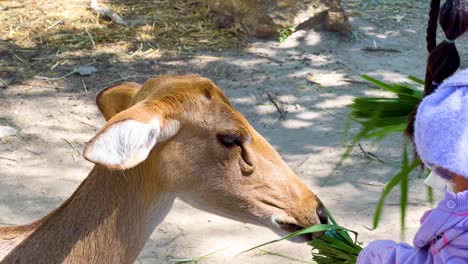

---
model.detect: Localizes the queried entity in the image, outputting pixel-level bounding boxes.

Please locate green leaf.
[361,75,399,93]
[239,224,357,254]
[372,170,402,229]
[427,186,434,206]
[371,141,421,230]
[408,75,425,85]
[400,140,409,230]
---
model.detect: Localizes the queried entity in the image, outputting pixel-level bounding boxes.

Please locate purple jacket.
[357,191,468,264]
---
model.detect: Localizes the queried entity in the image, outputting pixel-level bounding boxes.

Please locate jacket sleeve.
[357,191,468,264]
[356,209,434,264]
[356,240,428,264]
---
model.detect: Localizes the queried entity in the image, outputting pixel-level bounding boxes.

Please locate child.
[357,0,468,263]
[357,68,468,263]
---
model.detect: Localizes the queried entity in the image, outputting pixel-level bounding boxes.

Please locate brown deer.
[0,75,327,264]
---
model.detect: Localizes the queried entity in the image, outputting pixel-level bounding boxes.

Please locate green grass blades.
[242,209,363,264]
[310,209,362,264]
[344,75,427,230]
[239,223,356,254]
[371,140,421,230]
[310,236,361,264]
[336,74,423,165]
[349,75,423,138]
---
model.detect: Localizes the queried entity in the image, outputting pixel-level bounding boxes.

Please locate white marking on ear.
[84,118,160,169]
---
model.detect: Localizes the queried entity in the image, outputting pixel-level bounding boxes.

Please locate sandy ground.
[1,6,468,264]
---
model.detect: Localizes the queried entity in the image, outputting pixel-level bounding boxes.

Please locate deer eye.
[217,134,242,148]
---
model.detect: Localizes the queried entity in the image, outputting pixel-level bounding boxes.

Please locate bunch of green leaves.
[309,208,363,264]
[347,75,423,141]
[343,75,430,229]
[242,208,362,263]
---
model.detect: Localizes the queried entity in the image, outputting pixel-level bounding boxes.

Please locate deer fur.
[0,75,326,264]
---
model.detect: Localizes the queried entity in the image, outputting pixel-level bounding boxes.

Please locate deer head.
[83,75,327,239]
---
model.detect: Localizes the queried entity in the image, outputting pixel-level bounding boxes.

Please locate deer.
[0,75,327,264]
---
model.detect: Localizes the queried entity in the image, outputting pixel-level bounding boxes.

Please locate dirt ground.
[1,1,468,263]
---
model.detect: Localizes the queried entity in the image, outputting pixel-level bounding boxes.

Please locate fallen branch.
[266,92,286,121]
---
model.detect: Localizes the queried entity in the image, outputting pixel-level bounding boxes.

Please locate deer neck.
[1,165,175,264]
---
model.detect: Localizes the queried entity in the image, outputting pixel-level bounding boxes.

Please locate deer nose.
[316,200,328,224]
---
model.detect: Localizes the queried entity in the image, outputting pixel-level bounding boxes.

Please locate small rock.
[324,9,351,36]
[76,66,98,76]
[0,126,17,138]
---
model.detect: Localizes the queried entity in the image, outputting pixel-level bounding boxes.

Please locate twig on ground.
[25,148,40,156]
[0,156,16,162]
[36,62,96,81]
[356,180,384,187]
[82,80,88,93]
[85,28,96,48]
[361,47,401,53]
[358,143,385,164]
[35,68,77,81]
[47,19,65,30]
[266,92,286,120]
[251,53,284,64]
[310,106,344,120]
[62,138,80,156]
[158,232,183,247]
[10,52,26,64]
[78,120,98,130]
[294,155,312,171]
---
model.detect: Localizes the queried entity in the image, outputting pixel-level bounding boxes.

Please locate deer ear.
[96,82,141,121]
[83,104,179,170]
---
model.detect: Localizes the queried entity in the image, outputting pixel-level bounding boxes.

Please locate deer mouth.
[277,222,303,233]
[273,219,318,242]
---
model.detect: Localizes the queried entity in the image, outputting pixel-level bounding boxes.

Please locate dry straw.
[0,0,243,52]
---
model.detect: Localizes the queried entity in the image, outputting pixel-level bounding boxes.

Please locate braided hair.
[406,0,468,138]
